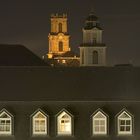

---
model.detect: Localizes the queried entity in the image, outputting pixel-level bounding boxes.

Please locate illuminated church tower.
[43,13,79,67]
[48,13,70,58]
[80,12,107,66]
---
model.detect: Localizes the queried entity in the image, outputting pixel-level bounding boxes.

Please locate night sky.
[0,0,140,66]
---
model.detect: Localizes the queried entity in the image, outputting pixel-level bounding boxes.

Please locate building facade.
[80,13,107,66]
[0,65,138,140]
[0,100,138,140]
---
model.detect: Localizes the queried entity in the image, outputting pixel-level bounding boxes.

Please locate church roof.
[59,51,79,57]
[84,13,102,30]
[0,44,46,66]
[51,51,79,58]
[0,66,139,101]
[86,13,98,21]
[84,25,103,30]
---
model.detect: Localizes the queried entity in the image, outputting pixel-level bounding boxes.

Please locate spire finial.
[89,0,95,15]
[91,6,94,14]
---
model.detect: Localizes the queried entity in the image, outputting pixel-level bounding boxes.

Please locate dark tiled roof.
[0,44,46,66]
[0,66,139,101]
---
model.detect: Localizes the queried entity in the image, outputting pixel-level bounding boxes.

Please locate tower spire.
[90,6,94,14]
[80,12,107,67]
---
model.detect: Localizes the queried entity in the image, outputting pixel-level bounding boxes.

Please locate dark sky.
[0,0,140,66]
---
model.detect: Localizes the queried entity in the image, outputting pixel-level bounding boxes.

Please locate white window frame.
[117,111,132,135]
[0,111,12,135]
[57,111,72,135]
[92,111,107,135]
[32,111,47,135]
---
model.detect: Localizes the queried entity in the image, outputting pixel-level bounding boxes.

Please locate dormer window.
[31,109,48,136]
[117,110,133,135]
[0,109,13,135]
[92,110,108,135]
[57,109,73,135]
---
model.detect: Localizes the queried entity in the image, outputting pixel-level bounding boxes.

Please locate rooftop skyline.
[0,0,140,66]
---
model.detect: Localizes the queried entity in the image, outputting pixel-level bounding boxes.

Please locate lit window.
[59,23,62,32]
[57,110,72,135]
[32,110,48,135]
[62,60,66,64]
[58,42,63,52]
[92,110,107,135]
[117,110,133,135]
[0,109,12,135]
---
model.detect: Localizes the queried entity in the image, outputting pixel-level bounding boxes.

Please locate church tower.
[80,12,107,66]
[48,13,70,58]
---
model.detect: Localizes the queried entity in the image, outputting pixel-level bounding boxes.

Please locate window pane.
[100,126,105,132]
[40,120,45,125]
[94,126,99,132]
[34,119,46,132]
[120,126,125,131]
[6,125,10,131]
[60,119,71,132]
[6,120,10,124]
[65,125,71,131]
[35,126,39,132]
[0,120,5,124]
[100,120,105,125]
[65,120,70,123]
[126,120,130,125]
[126,126,130,131]
[40,125,45,131]
[94,120,99,125]
[120,120,125,125]
[35,120,39,125]
[61,120,64,123]
[60,125,65,131]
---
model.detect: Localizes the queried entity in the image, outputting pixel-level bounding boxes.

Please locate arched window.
[92,110,107,135]
[59,42,63,52]
[57,110,72,135]
[0,109,13,135]
[32,110,48,135]
[93,51,98,64]
[117,110,133,135]
[59,23,62,32]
